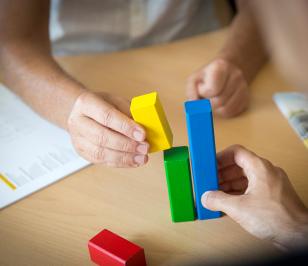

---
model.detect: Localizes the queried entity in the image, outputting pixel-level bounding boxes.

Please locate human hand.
[201,145,308,250]
[67,91,149,167]
[186,59,249,118]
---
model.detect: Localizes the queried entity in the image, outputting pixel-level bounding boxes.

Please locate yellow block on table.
[130,92,173,153]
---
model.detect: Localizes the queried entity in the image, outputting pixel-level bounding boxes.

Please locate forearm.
[0,0,85,129]
[0,39,85,129]
[218,2,268,83]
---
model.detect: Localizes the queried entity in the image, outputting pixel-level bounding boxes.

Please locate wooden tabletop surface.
[1,29,307,266]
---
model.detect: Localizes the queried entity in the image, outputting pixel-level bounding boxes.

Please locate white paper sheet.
[273,92,308,149]
[0,84,90,209]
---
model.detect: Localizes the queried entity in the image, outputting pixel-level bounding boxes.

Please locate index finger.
[218,144,262,182]
[217,144,258,170]
[217,145,237,170]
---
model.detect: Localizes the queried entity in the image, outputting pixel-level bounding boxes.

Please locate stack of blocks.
[130,91,221,222]
[88,92,221,265]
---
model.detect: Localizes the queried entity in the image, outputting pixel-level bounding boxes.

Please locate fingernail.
[134,155,146,165]
[201,192,211,208]
[133,130,144,141]
[136,143,149,154]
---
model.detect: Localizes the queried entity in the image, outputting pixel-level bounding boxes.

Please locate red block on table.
[88,229,147,266]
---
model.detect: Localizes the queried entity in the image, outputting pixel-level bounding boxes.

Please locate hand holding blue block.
[185,99,221,220]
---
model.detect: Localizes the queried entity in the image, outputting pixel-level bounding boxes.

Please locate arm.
[217,0,267,84]
[187,0,268,118]
[0,0,149,167]
[0,0,84,128]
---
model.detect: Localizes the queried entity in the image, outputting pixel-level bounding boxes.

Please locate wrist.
[216,47,265,84]
[275,210,308,251]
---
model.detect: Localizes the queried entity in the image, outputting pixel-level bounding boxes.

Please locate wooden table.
[1,29,307,266]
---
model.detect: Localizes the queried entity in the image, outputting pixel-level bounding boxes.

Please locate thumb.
[201,191,239,216]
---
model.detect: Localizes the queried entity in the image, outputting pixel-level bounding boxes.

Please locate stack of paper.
[0,84,90,209]
[273,92,308,149]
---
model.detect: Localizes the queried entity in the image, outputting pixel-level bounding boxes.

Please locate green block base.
[164,146,196,223]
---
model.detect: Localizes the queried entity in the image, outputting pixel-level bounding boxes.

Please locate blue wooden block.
[184,99,221,220]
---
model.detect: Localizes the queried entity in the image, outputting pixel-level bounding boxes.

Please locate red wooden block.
[88,229,147,266]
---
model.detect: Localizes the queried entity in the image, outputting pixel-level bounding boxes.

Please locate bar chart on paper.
[0,84,90,209]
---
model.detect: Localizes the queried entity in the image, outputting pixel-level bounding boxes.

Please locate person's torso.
[49,0,231,55]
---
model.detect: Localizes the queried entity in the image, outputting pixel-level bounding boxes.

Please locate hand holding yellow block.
[130,92,173,153]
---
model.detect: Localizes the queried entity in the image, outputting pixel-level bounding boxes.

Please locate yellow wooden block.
[130,92,173,153]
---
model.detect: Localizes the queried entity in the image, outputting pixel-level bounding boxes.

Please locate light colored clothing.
[49,0,230,55]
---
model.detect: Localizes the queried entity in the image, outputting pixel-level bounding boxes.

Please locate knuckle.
[120,119,131,134]
[257,158,274,174]
[214,58,229,70]
[261,158,273,169]
[233,69,248,87]
[232,144,245,151]
[275,167,287,178]
[233,68,243,80]
[92,148,105,163]
[75,92,88,108]
[121,140,134,152]
[97,130,108,147]
[121,153,132,166]
[103,108,114,127]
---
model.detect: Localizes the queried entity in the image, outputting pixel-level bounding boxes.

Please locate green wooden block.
[164,146,196,222]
